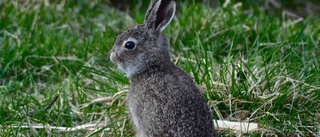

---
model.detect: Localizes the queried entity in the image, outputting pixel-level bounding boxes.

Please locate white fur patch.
[117,54,144,77]
[109,52,116,63]
[120,62,140,77]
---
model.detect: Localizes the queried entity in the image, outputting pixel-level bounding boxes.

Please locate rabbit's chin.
[121,63,144,77]
[116,63,139,77]
[112,60,141,77]
[110,52,145,77]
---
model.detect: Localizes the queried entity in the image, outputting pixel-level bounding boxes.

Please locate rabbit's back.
[128,64,215,137]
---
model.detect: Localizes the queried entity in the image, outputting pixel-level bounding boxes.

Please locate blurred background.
[107,0,320,17]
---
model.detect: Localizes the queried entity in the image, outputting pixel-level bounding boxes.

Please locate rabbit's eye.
[125,41,136,49]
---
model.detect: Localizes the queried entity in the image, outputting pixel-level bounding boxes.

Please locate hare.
[109,0,216,136]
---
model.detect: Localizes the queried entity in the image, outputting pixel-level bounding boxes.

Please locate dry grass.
[0,0,319,136]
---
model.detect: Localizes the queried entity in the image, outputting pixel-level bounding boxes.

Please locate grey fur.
[110,0,216,136]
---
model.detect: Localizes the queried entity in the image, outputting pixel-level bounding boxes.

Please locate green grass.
[1,0,319,136]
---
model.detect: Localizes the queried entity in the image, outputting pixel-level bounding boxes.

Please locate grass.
[0,0,319,136]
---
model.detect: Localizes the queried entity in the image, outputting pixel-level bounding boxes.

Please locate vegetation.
[0,0,319,136]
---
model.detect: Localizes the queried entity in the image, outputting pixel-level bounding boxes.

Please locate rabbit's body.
[129,63,214,137]
[110,0,216,136]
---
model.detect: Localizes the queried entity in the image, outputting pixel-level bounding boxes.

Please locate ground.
[0,0,319,136]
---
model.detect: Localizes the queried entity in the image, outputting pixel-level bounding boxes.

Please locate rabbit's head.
[110,0,176,77]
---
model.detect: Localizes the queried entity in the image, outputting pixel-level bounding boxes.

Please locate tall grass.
[0,0,319,136]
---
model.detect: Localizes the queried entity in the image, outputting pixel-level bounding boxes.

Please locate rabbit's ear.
[144,0,176,32]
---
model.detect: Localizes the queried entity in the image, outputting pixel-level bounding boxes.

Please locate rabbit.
[109,0,216,136]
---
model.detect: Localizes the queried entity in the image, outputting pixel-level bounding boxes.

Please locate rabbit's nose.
[109,52,118,63]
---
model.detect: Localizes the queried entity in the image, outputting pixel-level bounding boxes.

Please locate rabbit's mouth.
[110,52,125,71]
[110,52,120,63]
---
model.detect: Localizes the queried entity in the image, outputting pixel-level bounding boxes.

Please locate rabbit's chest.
[127,90,152,136]
[127,85,165,118]
[128,99,140,127]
